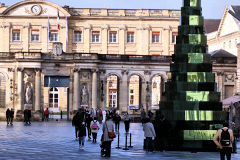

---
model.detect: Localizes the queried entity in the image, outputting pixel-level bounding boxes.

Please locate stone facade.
[0,0,236,120]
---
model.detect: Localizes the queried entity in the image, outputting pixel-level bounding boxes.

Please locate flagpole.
[65,16,68,52]
[47,15,50,53]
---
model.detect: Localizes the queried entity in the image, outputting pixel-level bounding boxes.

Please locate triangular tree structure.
[160,0,227,151]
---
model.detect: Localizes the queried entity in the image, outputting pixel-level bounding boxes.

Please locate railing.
[69,8,180,17]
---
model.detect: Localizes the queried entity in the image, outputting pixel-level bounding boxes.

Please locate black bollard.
[116,133,121,149]
[61,110,63,119]
[128,133,133,148]
[123,133,129,150]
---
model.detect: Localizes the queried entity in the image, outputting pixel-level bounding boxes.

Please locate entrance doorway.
[44,76,70,119]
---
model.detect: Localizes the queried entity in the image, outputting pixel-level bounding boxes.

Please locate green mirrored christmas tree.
[159,0,228,151]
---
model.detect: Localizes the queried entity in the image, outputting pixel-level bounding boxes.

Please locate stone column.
[236,44,240,93]
[22,23,30,52]
[0,22,10,52]
[84,24,91,53]
[16,68,24,111]
[41,25,48,53]
[119,25,126,55]
[34,68,41,111]
[73,68,80,112]
[119,70,128,112]
[217,71,224,100]
[163,27,170,55]
[91,70,98,109]
[101,25,109,54]
[136,26,143,55]
[142,25,150,55]
[142,71,151,111]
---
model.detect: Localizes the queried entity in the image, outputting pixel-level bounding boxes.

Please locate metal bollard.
[123,133,129,150]
[116,133,121,149]
[128,133,133,148]
[61,110,63,119]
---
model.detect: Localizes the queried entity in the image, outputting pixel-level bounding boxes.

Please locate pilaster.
[16,67,24,111]
[91,70,98,109]
[119,70,128,112]
[34,68,41,111]
[73,68,80,111]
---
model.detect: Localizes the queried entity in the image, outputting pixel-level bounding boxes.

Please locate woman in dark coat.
[78,122,86,150]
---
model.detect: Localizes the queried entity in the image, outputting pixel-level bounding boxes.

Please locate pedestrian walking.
[154,114,171,151]
[72,112,81,140]
[101,115,115,157]
[24,108,28,124]
[143,117,156,152]
[78,121,87,150]
[44,108,49,121]
[213,122,234,160]
[6,108,10,125]
[113,113,121,133]
[27,109,31,124]
[9,109,14,125]
[123,113,131,133]
[86,113,93,140]
[98,108,103,123]
[90,117,100,143]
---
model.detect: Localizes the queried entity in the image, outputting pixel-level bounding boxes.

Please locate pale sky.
[1,0,240,19]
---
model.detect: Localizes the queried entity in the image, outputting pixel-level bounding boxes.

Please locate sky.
[1,0,240,19]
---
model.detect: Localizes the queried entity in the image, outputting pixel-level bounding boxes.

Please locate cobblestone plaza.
[0,121,239,160]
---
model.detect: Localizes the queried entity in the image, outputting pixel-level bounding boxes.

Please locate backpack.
[220,129,231,146]
[91,121,98,130]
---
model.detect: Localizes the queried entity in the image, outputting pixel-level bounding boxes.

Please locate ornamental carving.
[225,74,234,82]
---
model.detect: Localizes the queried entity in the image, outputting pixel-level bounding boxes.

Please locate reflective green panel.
[184,130,216,140]
[185,110,213,121]
[189,34,205,44]
[186,91,209,101]
[189,15,203,25]
[187,72,206,82]
[190,0,201,7]
[188,53,203,63]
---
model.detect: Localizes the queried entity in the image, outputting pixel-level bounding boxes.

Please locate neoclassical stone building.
[0,0,180,119]
[0,0,236,120]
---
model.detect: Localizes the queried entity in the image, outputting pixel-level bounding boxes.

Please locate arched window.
[0,73,6,108]
[49,87,59,109]
[151,75,161,108]
[106,75,118,109]
[129,75,140,109]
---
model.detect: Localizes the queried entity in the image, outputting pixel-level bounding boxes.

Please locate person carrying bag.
[101,115,115,157]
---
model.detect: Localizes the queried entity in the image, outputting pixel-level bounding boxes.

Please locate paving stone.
[0,121,239,160]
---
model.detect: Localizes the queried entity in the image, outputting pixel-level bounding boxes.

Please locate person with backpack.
[90,117,100,143]
[213,122,234,160]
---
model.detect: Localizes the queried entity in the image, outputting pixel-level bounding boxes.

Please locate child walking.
[90,117,100,143]
[78,121,87,150]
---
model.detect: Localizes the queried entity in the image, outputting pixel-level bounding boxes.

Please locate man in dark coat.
[154,113,171,151]
[24,109,28,124]
[9,109,14,125]
[27,109,31,124]
[6,108,10,125]
[113,113,121,133]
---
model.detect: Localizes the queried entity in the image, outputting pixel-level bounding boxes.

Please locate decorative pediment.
[217,6,240,37]
[2,0,70,17]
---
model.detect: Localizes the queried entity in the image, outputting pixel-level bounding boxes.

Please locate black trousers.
[220,147,232,160]
[102,141,112,157]
[92,133,97,143]
[87,127,91,138]
[115,122,120,132]
[75,126,78,138]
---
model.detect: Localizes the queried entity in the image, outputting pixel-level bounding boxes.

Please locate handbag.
[105,122,116,139]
